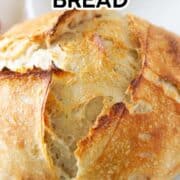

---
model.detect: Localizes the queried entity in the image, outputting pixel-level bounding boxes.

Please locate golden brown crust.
[0,68,51,79]
[2,10,99,43]
[0,10,102,72]
[75,14,180,179]
[128,15,180,88]
[76,76,180,179]
[76,103,126,158]
[3,10,68,41]
[0,70,55,179]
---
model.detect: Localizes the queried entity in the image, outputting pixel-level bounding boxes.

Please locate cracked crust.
[3,10,99,43]
[128,15,180,88]
[75,14,180,179]
[76,76,180,180]
[0,10,102,71]
[0,10,179,179]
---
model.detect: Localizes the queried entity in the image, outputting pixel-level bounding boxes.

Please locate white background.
[0,0,179,34]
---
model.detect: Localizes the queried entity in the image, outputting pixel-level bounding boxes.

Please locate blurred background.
[0,0,179,33]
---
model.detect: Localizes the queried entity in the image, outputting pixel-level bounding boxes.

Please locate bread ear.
[2,10,101,44]
[0,10,101,71]
[76,75,180,179]
[0,70,54,179]
[128,15,180,88]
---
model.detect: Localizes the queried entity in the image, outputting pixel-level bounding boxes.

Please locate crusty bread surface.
[0,10,179,180]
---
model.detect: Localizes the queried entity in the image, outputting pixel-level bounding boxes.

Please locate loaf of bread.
[0,10,179,179]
